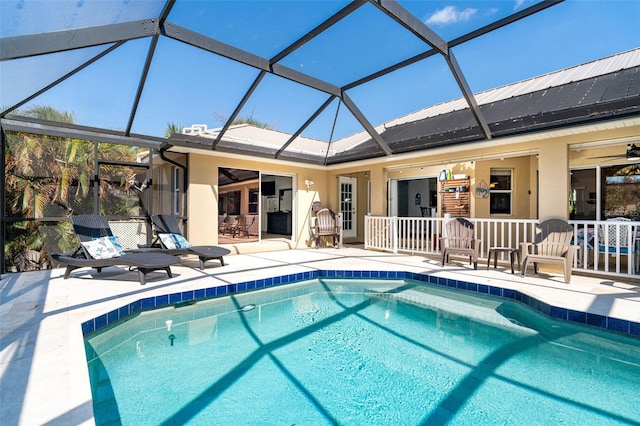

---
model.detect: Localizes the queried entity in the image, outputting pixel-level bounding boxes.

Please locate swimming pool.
[85,278,640,425]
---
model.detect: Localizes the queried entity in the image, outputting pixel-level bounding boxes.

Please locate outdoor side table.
[487,247,520,274]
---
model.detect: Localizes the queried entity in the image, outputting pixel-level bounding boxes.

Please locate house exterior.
[1,0,638,276]
[168,49,640,249]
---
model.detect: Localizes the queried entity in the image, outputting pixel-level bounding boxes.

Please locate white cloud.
[426,6,477,25]
[514,0,526,10]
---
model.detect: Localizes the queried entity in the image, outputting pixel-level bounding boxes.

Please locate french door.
[339,176,357,238]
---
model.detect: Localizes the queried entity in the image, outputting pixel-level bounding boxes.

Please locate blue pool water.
[85,278,640,425]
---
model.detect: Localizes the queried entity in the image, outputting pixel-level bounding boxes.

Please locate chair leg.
[64,265,77,279]
[138,270,147,285]
[564,260,571,283]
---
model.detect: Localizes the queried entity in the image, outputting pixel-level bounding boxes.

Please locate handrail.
[364,216,639,279]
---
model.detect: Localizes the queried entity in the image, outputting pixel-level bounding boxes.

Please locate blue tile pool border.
[81,270,640,338]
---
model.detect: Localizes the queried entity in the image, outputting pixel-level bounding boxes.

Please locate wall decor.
[476,180,490,199]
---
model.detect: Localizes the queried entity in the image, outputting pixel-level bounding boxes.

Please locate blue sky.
[1,0,639,142]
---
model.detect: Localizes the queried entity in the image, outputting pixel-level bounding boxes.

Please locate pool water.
[85,279,640,425]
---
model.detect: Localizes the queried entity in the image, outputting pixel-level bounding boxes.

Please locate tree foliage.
[4,105,143,270]
[213,111,273,129]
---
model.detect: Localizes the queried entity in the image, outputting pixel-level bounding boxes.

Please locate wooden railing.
[365,216,640,279]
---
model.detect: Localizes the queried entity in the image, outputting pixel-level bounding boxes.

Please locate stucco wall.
[187,153,329,247]
[181,119,640,246]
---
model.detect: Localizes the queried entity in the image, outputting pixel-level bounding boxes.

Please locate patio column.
[370,167,386,216]
[538,143,570,220]
[188,155,218,245]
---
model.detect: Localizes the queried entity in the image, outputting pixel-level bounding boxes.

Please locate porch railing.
[364,216,640,279]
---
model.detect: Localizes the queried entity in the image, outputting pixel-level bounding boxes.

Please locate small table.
[487,247,520,274]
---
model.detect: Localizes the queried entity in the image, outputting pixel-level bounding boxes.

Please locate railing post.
[392,216,398,254]
[364,214,369,249]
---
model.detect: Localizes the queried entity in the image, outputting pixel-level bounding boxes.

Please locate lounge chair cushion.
[159,233,193,250]
[81,236,124,259]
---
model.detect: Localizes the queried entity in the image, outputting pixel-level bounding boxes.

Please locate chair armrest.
[565,245,575,261]
[520,242,533,254]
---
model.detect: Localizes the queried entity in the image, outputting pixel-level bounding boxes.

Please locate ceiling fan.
[588,143,640,160]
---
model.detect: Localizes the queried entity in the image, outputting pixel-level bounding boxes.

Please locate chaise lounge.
[51,214,179,285]
[142,215,231,269]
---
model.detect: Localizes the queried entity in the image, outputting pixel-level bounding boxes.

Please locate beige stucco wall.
[185,153,329,246]
[186,154,219,245]
[179,119,640,246]
[473,156,533,219]
[538,142,570,220]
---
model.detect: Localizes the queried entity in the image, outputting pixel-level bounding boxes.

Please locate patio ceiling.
[1,0,638,166]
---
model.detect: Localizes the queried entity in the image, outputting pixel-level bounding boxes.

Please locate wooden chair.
[313,208,340,248]
[439,218,480,269]
[521,219,574,283]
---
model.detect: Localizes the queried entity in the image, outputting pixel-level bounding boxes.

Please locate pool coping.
[81,270,640,338]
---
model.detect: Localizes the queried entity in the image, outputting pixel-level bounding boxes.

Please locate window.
[218,191,240,215]
[248,189,259,214]
[490,169,512,215]
[602,163,640,219]
[570,168,596,220]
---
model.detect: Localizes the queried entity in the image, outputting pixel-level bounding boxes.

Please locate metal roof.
[176,48,640,164]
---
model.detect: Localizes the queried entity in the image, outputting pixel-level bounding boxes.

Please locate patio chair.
[439,218,480,269]
[313,208,340,248]
[521,219,574,283]
[220,216,240,236]
[146,215,231,269]
[51,214,179,285]
[218,214,230,233]
[597,218,637,272]
[232,215,255,238]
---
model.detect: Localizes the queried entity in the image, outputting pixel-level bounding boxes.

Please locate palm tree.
[165,122,182,138]
[5,105,143,270]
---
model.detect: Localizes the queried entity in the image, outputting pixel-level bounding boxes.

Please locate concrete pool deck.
[2,247,640,425]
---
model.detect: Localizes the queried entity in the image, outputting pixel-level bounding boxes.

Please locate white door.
[388,179,398,216]
[340,176,357,238]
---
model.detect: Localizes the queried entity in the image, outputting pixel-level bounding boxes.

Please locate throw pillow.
[158,233,177,250]
[107,235,126,255]
[171,234,193,249]
[81,236,122,260]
